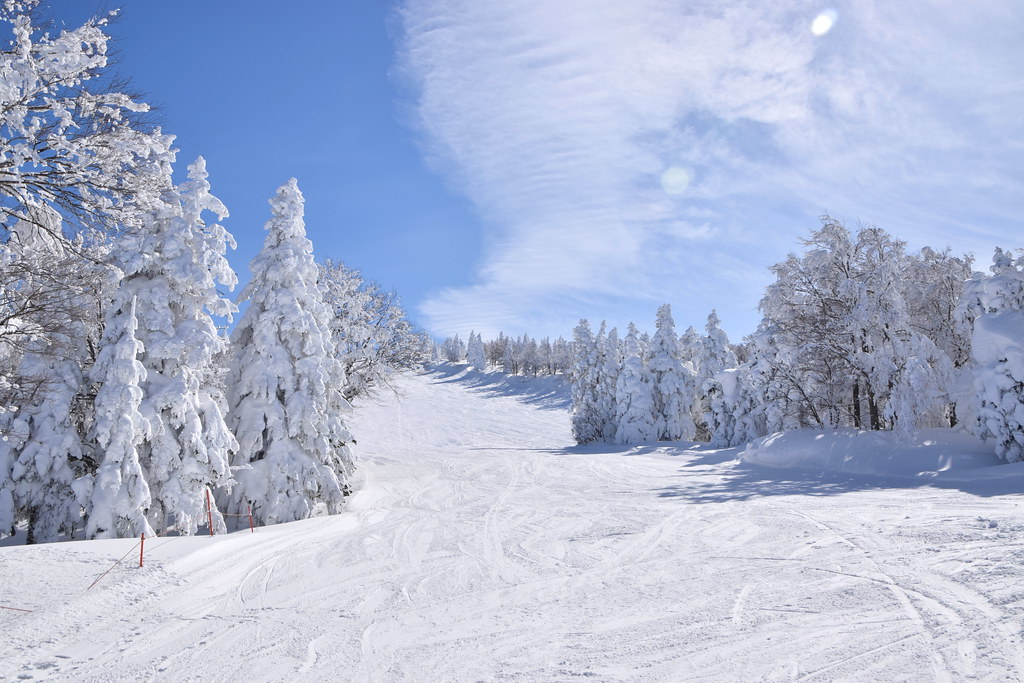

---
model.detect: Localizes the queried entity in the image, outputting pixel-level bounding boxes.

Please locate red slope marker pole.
[139,532,145,568]
[206,489,214,537]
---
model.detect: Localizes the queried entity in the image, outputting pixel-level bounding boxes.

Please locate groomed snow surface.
[3,365,1024,681]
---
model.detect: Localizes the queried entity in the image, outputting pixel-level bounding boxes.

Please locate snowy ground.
[2,366,1024,681]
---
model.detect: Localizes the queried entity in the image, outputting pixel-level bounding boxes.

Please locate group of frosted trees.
[570,218,1024,464]
[0,4,425,543]
[440,332,573,377]
[570,306,734,445]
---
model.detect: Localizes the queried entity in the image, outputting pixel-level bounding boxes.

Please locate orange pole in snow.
[206,489,214,537]
[139,532,145,568]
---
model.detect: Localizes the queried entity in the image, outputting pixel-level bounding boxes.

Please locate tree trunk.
[26,507,37,545]
[868,386,881,431]
[852,380,862,429]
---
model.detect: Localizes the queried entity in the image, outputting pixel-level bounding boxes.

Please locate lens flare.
[660,166,693,195]
[811,9,837,36]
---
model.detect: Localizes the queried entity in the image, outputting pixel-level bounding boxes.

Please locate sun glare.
[811,9,837,36]
[660,166,694,195]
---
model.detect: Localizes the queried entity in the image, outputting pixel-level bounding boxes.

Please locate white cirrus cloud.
[397,0,1024,339]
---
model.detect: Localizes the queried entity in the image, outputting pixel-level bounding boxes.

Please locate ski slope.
[2,366,1024,681]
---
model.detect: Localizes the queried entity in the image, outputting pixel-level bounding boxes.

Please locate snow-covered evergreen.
[614,323,658,443]
[86,297,154,540]
[696,310,737,442]
[225,179,354,525]
[466,331,487,369]
[570,320,603,444]
[115,158,238,534]
[597,327,621,441]
[646,305,696,441]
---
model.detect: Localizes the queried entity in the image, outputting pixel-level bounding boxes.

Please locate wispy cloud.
[397,0,1024,339]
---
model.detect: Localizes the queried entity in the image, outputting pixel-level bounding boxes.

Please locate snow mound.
[739,428,1013,478]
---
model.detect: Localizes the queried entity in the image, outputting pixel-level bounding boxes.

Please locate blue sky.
[46,1,1024,342]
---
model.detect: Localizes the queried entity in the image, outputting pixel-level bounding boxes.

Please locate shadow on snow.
[425,363,572,411]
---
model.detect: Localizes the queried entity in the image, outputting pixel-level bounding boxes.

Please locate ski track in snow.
[2,367,1024,681]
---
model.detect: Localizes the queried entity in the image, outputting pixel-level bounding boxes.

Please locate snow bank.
[973,311,1024,371]
[739,427,1015,478]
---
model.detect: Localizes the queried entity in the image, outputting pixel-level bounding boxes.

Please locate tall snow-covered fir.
[570,320,602,444]
[86,296,154,540]
[225,179,354,525]
[114,158,238,535]
[646,305,696,442]
[614,323,658,443]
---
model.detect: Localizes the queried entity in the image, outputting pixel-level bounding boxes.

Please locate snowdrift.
[739,427,1024,480]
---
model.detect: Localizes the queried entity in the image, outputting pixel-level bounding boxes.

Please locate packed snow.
[2,366,1024,681]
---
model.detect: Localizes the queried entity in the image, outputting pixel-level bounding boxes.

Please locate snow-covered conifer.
[115,158,238,534]
[570,320,603,444]
[646,305,696,441]
[680,326,703,368]
[86,296,154,539]
[696,310,738,441]
[226,179,354,525]
[614,323,659,443]
[597,327,621,441]
[729,363,766,446]
[467,332,487,370]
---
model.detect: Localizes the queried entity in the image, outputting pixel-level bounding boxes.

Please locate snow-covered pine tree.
[226,179,354,525]
[704,370,736,448]
[646,304,696,441]
[700,310,739,445]
[86,296,154,539]
[467,331,487,369]
[571,319,603,444]
[116,158,238,534]
[5,339,87,544]
[614,323,659,443]
[960,248,1024,462]
[680,326,703,369]
[596,327,621,441]
[727,363,765,446]
[699,311,737,388]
